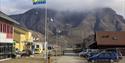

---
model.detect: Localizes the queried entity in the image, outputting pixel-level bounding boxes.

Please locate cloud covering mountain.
[0,0,125,18]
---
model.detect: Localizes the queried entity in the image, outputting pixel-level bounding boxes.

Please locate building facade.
[84,32,125,56]
[0,11,19,59]
[85,32,125,48]
[96,32,125,47]
[14,26,33,52]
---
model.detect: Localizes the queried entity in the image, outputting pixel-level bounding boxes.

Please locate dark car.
[79,49,99,58]
[21,49,32,57]
[87,51,119,62]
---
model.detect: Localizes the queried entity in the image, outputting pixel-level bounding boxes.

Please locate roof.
[14,25,30,34]
[96,31,125,46]
[14,24,29,32]
[0,11,19,24]
[32,31,45,42]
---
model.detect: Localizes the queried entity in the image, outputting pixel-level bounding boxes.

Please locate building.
[14,25,33,52]
[0,11,19,59]
[96,32,125,48]
[85,32,125,48]
[33,42,43,54]
[85,31,125,55]
[31,31,45,54]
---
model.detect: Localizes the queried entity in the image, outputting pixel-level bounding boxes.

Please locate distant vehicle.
[79,49,99,58]
[106,49,123,60]
[33,43,43,54]
[79,49,89,57]
[15,48,20,54]
[34,48,42,54]
[87,50,121,62]
[21,49,32,57]
[50,48,63,56]
[49,46,63,56]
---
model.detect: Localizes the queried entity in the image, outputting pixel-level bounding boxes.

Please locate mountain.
[10,8,125,47]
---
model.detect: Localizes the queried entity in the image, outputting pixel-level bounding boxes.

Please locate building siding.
[96,32,125,46]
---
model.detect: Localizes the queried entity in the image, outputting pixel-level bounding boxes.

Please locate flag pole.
[45,0,47,43]
[32,0,48,63]
[45,0,48,63]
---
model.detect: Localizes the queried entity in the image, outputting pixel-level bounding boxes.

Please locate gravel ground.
[52,56,125,63]
[119,56,125,63]
[1,55,124,63]
[0,54,45,63]
[52,56,87,63]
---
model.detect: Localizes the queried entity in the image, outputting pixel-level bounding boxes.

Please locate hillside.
[10,8,125,47]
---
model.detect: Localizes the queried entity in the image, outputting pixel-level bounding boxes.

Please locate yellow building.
[14,25,33,52]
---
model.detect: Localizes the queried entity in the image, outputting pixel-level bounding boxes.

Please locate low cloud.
[0,0,125,18]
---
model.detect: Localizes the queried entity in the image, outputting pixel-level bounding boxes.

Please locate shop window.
[0,43,13,59]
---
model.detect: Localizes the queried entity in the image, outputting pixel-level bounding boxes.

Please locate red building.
[96,32,125,47]
[85,32,125,55]
[0,11,19,59]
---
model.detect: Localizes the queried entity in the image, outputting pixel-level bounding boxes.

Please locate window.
[101,35,109,38]
[0,43,13,59]
[5,24,7,33]
[0,22,2,32]
[112,36,118,40]
[3,24,6,33]
[1,23,3,32]
[7,25,9,33]
[36,45,39,48]
[10,26,13,33]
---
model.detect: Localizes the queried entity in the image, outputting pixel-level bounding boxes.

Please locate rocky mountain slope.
[10,8,125,47]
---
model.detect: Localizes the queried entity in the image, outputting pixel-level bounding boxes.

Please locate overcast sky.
[0,0,125,18]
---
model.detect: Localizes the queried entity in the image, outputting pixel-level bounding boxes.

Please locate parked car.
[34,48,42,54]
[79,49,99,58]
[87,50,119,62]
[106,49,123,60]
[118,51,122,59]
[79,49,90,57]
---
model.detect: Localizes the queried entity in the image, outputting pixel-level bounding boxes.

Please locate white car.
[79,49,99,57]
[79,49,89,57]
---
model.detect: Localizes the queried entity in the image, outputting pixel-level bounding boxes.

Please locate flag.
[32,0,46,5]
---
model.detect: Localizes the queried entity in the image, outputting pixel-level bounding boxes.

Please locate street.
[0,54,125,63]
[52,56,86,63]
[52,56,125,63]
[0,54,45,63]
